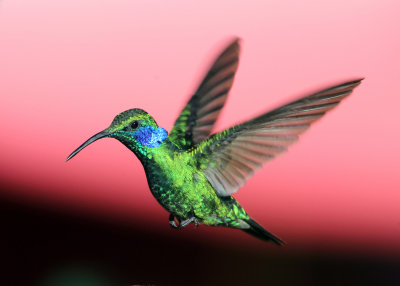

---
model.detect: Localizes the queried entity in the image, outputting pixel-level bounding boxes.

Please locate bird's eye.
[130,121,139,129]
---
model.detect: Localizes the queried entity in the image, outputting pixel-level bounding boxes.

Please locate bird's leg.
[179,217,199,228]
[169,213,180,228]
[169,214,199,228]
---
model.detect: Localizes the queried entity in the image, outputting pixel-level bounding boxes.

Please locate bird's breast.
[141,154,197,216]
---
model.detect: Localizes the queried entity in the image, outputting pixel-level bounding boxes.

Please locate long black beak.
[66,130,109,161]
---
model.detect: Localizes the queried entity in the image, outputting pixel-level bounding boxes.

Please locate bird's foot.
[169,214,199,229]
[169,214,180,228]
[180,216,199,228]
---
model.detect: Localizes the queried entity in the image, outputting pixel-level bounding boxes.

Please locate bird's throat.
[115,130,175,165]
[133,126,168,148]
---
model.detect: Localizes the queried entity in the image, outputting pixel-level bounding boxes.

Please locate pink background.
[1,0,399,254]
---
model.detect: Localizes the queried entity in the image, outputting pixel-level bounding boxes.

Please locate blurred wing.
[193,79,363,196]
[169,39,240,149]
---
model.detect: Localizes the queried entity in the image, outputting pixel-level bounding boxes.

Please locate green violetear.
[67,38,363,245]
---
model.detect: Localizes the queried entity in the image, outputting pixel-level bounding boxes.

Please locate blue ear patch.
[133,126,168,148]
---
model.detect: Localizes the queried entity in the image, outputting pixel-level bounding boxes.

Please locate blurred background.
[1,0,399,285]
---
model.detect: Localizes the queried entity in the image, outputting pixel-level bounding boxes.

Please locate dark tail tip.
[242,218,286,246]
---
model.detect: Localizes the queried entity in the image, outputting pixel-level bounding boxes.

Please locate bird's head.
[66,108,168,161]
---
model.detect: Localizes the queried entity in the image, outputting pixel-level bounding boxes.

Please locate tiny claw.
[169,214,180,229]
[169,220,178,228]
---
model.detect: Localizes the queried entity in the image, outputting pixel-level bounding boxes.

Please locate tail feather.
[241,218,285,246]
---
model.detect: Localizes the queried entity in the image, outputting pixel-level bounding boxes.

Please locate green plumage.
[67,39,362,245]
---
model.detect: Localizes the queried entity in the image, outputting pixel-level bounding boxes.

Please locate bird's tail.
[241,218,285,246]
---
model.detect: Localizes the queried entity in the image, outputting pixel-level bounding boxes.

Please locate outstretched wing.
[193,79,363,196]
[168,39,240,149]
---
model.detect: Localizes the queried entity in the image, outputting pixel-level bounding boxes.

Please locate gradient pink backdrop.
[1,0,399,254]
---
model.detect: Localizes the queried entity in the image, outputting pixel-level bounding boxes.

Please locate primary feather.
[169,38,240,149]
[192,79,363,196]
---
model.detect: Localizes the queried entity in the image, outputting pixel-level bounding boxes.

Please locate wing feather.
[169,39,241,149]
[192,79,363,196]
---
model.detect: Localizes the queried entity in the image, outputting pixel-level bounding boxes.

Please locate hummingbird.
[67,39,362,245]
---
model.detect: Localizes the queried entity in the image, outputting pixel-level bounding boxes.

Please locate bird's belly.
[144,162,248,223]
[145,172,216,219]
[148,182,194,217]
[148,179,248,227]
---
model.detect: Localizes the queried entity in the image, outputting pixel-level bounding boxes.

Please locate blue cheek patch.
[133,126,168,148]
